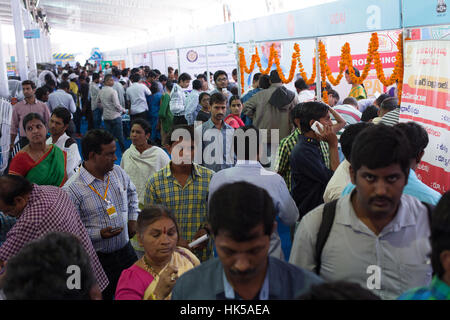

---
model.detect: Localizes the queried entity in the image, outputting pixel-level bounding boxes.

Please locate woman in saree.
[120,119,170,258]
[345,66,368,101]
[115,205,200,300]
[8,113,67,187]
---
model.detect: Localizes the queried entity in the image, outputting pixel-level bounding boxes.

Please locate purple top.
[10,99,50,137]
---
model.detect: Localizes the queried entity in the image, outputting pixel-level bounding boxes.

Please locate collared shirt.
[126,82,151,115]
[380,108,400,126]
[341,169,442,206]
[97,86,125,120]
[289,192,432,300]
[185,89,201,125]
[47,89,77,114]
[323,159,351,203]
[113,81,126,109]
[198,119,235,173]
[209,160,299,259]
[398,276,450,300]
[63,164,139,253]
[144,163,214,261]
[290,134,334,219]
[89,82,101,111]
[223,269,270,300]
[46,133,82,179]
[10,98,51,137]
[274,128,330,192]
[0,185,109,291]
[0,213,16,246]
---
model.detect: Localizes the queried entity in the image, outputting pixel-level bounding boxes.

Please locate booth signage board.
[24,29,40,39]
[235,0,401,43]
[321,30,401,100]
[403,0,449,28]
[151,51,166,73]
[400,40,449,194]
[101,61,112,69]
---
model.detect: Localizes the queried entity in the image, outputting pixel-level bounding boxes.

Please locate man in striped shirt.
[63,129,139,299]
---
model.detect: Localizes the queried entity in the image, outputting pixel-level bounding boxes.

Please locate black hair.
[430,192,450,278]
[350,124,411,180]
[103,74,114,83]
[192,79,202,91]
[113,69,121,78]
[395,122,429,161]
[290,103,303,127]
[159,74,168,82]
[361,105,379,122]
[0,175,33,206]
[269,70,281,84]
[167,124,194,147]
[298,101,329,133]
[137,205,179,239]
[153,69,161,75]
[3,232,97,300]
[51,107,72,126]
[208,182,276,241]
[340,122,373,161]
[35,87,49,101]
[130,73,141,83]
[150,81,160,94]
[92,73,100,81]
[230,86,239,96]
[22,80,36,90]
[81,129,115,160]
[210,92,227,106]
[178,73,192,82]
[121,69,129,77]
[131,118,151,136]
[59,81,70,90]
[258,75,270,89]
[327,89,340,101]
[253,73,262,83]
[45,79,56,88]
[232,68,237,76]
[233,125,260,161]
[213,70,228,83]
[198,92,210,104]
[147,70,157,79]
[346,66,360,77]
[375,93,390,108]
[380,97,398,112]
[22,112,45,131]
[196,74,206,81]
[165,80,174,92]
[297,281,381,300]
[342,97,359,108]
[229,95,241,105]
[294,78,308,91]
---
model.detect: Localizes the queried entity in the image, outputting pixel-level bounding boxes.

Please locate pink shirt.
[10,98,50,137]
[115,264,154,300]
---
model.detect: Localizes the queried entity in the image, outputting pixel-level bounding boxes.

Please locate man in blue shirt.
[172,181,322,300]
[341,122,442,205]
[290,101,340,220]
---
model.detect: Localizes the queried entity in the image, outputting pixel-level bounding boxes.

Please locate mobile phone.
[311,121,324,136]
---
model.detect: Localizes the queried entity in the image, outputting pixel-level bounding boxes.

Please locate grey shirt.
[289,192,432,300]
[97,86,125,121]
[47,89,76,114]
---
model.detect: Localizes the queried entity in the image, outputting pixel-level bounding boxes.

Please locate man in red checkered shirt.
[0,175,109,295]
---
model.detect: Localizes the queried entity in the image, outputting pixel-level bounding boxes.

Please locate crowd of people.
[0,61,448,301]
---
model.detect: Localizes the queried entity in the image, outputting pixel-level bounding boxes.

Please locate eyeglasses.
[216,77,228,82]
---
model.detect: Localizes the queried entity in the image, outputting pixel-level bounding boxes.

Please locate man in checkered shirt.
[0,175,109,294]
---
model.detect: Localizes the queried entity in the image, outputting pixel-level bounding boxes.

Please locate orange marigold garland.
[318,41,329,104]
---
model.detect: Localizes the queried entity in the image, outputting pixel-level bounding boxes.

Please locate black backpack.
[314,199,434,275]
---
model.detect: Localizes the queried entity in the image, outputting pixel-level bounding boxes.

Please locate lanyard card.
[106,201,118,219]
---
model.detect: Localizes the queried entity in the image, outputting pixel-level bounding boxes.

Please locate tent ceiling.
[0,0,224,35]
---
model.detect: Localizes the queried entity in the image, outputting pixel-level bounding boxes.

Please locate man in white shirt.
[126,73,151,123]
[97,74,126,154]
[46,107,82,178]
[323,122,372,203]
[112,69,126,110]
[294,78,315,103]
[184,79,202,125]
[47,81,76,114]
[290,124,433,300]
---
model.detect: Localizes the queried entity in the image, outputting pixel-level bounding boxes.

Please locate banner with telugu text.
[400,40,449,194]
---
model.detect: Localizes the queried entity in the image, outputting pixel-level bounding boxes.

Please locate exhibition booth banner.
[400,40,449,194]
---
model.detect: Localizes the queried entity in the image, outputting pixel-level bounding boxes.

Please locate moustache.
[229,268,257,277]
[369,196,393,204]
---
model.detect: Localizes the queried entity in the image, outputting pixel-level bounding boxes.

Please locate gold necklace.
[142,256,159,277]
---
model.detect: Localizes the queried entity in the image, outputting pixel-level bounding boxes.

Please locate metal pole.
[205,45,211,89]
[177,48,181,74]
[315,37,321,102]
[0,24,9,98]
[23,10,37,74]
[235,44,242,95]
[10,0,28,81]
